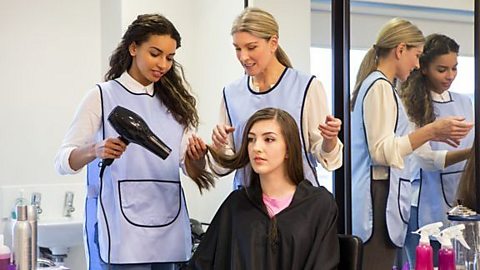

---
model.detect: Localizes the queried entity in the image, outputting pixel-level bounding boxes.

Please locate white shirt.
[411,90,453,206]
[218,77,343,171]
[54,72,193,175]
[430,89,452,102]
[363,80,446,180]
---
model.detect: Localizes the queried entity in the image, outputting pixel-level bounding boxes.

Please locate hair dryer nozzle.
[107,106,171,160]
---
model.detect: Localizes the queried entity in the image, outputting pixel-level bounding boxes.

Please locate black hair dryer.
[102,106,172,167]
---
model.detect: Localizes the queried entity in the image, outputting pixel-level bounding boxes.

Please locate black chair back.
[338,234,363,270]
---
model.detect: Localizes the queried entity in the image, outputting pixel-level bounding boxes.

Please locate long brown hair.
[190,108,305,245]
[351,18,424,111]
[188,107,305,192]
[105,14,198,128]
[457,147,476,211]
[400,34,459,127]
[231,7,292,68]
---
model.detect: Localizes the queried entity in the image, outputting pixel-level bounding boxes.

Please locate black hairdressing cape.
[186,180,339,270]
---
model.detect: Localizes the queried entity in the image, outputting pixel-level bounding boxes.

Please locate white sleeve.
[303,78,343,171]
[412,142,447,171]
[363,80,413,169]
[54,87,102,175]
[179,128,193,175]
[218,97,235,152]
[209,98,235,175]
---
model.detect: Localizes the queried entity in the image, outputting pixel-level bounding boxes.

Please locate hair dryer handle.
[102,157,114,167]
[101,136,129,168]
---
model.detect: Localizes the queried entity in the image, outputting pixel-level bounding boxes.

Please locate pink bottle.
[415,243,433,270]
[0,234,11,270]
[438,248,455,270]
[435,224,470,270]
[413,222,443,270]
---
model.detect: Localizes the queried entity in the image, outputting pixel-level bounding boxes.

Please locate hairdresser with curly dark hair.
[400,34,474,268]
[55,14,208,270]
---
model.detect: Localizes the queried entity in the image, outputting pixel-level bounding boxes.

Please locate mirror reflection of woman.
[210,7,342,189]
[350,18,473,270]
[400,34,474,268]
[186,108,339,270]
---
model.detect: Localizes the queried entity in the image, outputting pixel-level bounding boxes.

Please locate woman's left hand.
[318,115,342,140]
[187,134,208,161]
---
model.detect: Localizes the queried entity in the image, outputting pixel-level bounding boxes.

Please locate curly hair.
[456,147,476,211]
[105,14,198,128]
[399,34,459,127]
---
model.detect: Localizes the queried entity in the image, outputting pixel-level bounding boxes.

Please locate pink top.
[262,193,294,218]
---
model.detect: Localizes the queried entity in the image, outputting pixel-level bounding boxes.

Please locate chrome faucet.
[37,257,57,267]
[63,191,75,217]
[31,192,43,215]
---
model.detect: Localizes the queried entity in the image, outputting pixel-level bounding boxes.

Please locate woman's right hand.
[430,116,474,147]
[95,137,128,160]
[187,134,208,161]
[211,124,235,150]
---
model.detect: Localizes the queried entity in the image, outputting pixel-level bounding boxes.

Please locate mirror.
[347,1,475,268]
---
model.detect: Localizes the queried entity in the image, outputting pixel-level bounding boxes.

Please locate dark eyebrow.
[150,47,176,57]
[437,64,458,69]
[248,131,277,136]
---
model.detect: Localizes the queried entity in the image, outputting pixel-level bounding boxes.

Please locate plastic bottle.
[13,205,31,270]
[413,222,443,270]
[4,190,27,250]
[10,190,27,220]
[0,234,11,270]
[6,255,15,270]
[434,224,470,270]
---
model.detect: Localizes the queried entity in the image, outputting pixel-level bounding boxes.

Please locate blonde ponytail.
[351,18,424,111]
[351,47,377,111]
[276,46,292,68]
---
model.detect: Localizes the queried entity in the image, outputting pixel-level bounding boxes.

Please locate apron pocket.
[118,179,181,227]
[398,178,412,224]
[440,171,463,208]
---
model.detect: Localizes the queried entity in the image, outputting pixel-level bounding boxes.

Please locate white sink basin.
[37,217,83,254]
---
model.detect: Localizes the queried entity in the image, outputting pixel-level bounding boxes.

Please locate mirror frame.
[332,0,351,234]
[474,0,479,211]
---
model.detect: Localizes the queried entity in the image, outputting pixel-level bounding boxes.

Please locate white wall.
[0,1,102,268]
[100,0,122,74]
[0,0,101,187]
[355,0,473,11]
[311,0,475,56]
